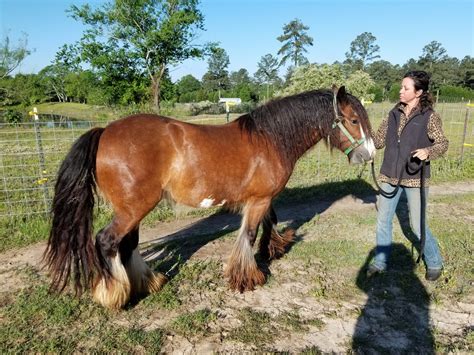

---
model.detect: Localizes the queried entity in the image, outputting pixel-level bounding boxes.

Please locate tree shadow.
[141,179,376,279]
[352,244,434,353]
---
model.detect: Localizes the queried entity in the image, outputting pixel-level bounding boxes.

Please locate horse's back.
[94,113,287,209]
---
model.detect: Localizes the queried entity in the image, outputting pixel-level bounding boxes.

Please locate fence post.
[31,107,50,212]
[460,106,470,165]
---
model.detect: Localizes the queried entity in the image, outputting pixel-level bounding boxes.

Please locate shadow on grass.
[141,179,376,280]
[352,244,434,353]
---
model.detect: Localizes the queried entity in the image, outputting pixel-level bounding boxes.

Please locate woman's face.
[399,77,422,105]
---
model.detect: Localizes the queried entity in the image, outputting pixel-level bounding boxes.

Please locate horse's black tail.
[43,127,105,295]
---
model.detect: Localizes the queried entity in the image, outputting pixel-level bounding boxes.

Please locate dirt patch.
[1,181,473,352]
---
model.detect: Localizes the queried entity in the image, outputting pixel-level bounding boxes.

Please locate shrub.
[1,109,24,124]
[230,101,257,113]
[438,85,474,102]
[189,101,225,116]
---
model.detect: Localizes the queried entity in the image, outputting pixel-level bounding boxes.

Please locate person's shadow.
[352,242,435,353]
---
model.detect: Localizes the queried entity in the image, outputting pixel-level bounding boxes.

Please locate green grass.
[0,193,472,352]
[0,215,50,252]
[142,259,223,311]
[228,307,325,348]
[229,308,276,346]
[33,102,121,122]
[276,310,325,332]
[428,193,474,301]
[171,308,217,338]
[0,279,164,353]
[284,192,474,305]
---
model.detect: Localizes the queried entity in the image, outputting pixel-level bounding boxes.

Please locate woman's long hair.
[404,70,434,111]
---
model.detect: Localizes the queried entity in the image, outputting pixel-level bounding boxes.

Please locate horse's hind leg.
[258,206,294,261]
[93,218,168,309]
[120,227,167,299]
[225,199,270,292]
[92,216,136,309]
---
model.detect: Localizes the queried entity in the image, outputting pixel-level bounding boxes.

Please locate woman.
[368,70,448,281]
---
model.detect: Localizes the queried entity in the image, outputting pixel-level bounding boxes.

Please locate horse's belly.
[166,183,232,208]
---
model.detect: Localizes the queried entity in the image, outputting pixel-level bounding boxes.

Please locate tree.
[418,41,448,71]
[41,44,81,103]
[366,60,401,97]
[229,68,251,88]
[432,57,460,88]
[416,42,457,90]
[277,19,313,68]
[0,33,31,79]
[175,74,202,102]
[459,56,474,89]
[176,74,201,93]
[255,53,281,99]
[281,63,374,101]
[202,46,230,97]
[345,32,380,70]
[402,58,419,73]
[3,73,48,105]
[346,70,375,101]
[40,65,68,103]
[69,0,208,111]
[229,68,256,102]
[64,70,98,103]
[281,64,344,96]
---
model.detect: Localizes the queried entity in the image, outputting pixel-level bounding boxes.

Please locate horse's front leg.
[258,205,294,260]
[225,199,270,292]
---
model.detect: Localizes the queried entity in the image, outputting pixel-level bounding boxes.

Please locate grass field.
[1,190,472,353]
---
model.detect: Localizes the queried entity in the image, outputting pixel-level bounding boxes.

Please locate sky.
[1,0,473,82]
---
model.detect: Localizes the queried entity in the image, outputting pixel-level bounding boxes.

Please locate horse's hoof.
[147,272,168,293]
[92,276,131,309]
[227,268,265,293]
[268,228,295,259]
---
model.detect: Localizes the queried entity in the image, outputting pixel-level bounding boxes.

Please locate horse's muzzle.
[348,144,374,165]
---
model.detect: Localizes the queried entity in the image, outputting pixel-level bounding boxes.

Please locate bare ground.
[1,181,473,353]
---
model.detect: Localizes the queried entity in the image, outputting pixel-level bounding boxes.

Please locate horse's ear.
[336,86,348,104]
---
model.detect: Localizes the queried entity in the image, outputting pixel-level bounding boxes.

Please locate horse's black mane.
[237,89,370,166]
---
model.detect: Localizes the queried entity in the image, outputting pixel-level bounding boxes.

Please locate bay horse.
[44,86,375,309]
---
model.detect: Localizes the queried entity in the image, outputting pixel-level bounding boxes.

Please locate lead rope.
[370,160,403,198]
[416,160,426,263]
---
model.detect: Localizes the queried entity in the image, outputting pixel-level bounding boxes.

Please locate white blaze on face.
[360,125,376,159]
[199,198,215,208]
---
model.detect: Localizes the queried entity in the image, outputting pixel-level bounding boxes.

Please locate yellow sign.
[36,177,48,185]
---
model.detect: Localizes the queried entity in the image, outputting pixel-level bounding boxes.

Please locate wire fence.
[1,103,473,219]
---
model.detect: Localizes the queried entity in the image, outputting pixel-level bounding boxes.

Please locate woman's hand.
[411,148,430,161]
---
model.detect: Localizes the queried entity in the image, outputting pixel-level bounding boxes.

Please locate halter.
[331,93,366,156]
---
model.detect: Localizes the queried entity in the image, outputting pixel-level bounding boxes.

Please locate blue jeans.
[372,183,443,270]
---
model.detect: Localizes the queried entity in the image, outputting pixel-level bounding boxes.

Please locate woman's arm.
[371,116,388,149]
[426,111,449,160]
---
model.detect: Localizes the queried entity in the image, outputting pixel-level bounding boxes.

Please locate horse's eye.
[351,119,358,125]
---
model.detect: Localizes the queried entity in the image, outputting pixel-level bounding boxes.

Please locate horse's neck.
[284,129,326,169]
[302,129,326,154]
